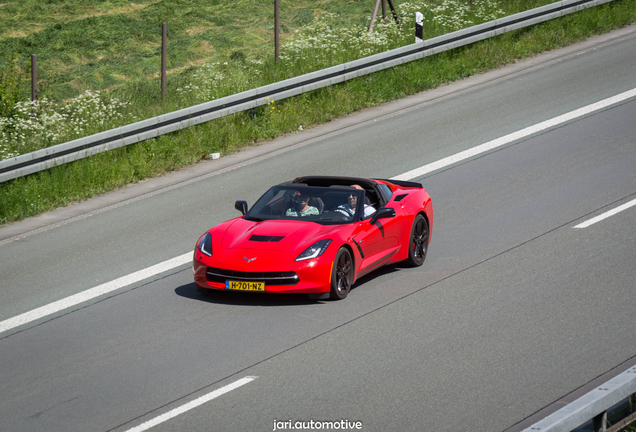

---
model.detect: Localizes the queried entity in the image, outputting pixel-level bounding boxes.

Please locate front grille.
[206,267,299,286]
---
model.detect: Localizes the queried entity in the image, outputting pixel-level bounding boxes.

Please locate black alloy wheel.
[330,248,353,300]
[406,214,429,267]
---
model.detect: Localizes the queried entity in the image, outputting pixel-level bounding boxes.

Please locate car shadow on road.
[175,263,405,306]
[174,282,325,306]
[353,263,403,286]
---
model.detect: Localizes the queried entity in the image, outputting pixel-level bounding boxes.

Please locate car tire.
[330,248,353,300]
[406,214,429,267]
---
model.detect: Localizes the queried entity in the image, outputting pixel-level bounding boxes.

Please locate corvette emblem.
[244,256,257,263]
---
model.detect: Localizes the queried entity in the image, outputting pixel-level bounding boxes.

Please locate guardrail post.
[593,411,607,432]
[161,22,167,104]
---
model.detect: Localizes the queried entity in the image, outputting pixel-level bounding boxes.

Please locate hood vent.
[249,235,284,242]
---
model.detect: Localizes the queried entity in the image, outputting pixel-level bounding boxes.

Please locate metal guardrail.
[523,365,636,432]
[0,0,615,183]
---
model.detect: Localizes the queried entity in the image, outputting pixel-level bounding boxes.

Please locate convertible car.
[193,176,433,300]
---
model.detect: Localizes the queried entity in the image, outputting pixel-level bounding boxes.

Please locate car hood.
[219,218,342,252]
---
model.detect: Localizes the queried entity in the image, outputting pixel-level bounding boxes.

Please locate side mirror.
[235,200,248,216]
[369,207,395,225]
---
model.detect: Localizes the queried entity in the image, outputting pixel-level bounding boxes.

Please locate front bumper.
[193,251,333,294]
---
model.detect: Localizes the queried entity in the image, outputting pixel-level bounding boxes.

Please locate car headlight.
[198,232,213,257]
[295,239,332,261]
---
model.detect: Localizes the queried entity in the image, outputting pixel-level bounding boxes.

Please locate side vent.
[393,194,408,202]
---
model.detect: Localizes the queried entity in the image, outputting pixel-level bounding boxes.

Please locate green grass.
[1,0,636,225]
[0,0,553,105]
[0,0,392,100]
[621,422,636,432]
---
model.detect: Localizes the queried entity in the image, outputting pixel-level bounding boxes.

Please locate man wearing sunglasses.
[335,184,376,219]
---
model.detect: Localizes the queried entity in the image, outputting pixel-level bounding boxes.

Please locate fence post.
[31,54,37,102]
[415,12,423,42]
[274,0,279,61]
[161,22,167,103]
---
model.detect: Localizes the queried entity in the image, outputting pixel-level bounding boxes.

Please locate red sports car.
[193,176,433,300]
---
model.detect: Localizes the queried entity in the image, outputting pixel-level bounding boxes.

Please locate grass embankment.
[1,0,635,225]
[622,422,636,431]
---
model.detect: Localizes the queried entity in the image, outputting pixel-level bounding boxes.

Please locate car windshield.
[245,185,365,225]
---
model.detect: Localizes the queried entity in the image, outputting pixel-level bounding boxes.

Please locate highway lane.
[1,96,634,432]
[0,26,635,432]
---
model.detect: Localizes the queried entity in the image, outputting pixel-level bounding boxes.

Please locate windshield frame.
[245,185,365,225]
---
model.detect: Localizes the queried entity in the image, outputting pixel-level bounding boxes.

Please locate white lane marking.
[0,253,191,334]
[123,376,257,432]
[391,88,636,181]
[2,89,635,335]
[573,198,636,229]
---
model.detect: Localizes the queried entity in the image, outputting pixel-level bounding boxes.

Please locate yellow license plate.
[225,280,265,291]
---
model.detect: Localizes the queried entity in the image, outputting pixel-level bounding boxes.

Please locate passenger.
[335,184,376,218]
[286,192,319,217]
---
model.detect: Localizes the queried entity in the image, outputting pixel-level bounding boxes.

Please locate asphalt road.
[1,25,635,432]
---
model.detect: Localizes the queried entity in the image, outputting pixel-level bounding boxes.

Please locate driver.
[286,191,319,217]
[335,184,376,218]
